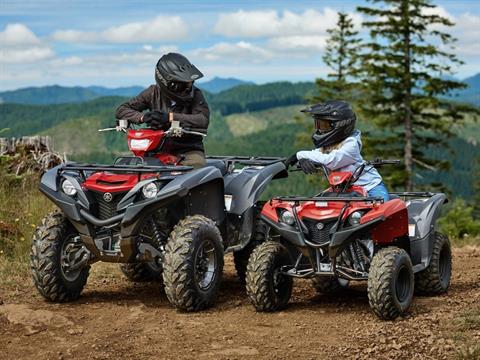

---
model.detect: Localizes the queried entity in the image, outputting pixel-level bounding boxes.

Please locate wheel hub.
[194,239,216,291]
[60,236,89,281]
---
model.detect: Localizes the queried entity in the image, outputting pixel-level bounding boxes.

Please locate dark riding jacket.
[115,85,209,154]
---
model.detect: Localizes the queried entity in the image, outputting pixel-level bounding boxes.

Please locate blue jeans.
[368,182,390,202]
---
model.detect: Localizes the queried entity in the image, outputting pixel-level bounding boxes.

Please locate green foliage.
[438,199,480,239]
[0,96,126,137]
[357,0,479,191]
[0,155,54,258]
[206,81,315,115]
[312,12,361,102]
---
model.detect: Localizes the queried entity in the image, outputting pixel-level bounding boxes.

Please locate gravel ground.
[0,246,479,360]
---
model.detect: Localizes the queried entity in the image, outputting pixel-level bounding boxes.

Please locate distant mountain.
[0,85,144,105]
[1,73,478,106]
[197,77,254,94]
[0,85,99,105]
[449,73,480,106]
[87,85,145,97]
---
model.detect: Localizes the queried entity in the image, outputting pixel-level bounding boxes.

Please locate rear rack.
[389,192,436,197]
[274,195,385,203]
[206,155,285,166]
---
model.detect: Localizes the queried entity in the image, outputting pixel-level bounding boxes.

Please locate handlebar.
[98,119,207,137]
[290,158,401,184]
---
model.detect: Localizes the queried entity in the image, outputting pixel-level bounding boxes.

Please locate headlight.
[280,210,295,225]
[129,139,151,150]
[142,182,158,199]
[348,211,362,226]
[61,179,77,196]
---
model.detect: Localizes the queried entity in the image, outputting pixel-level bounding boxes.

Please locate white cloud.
[267,35,328,53]
[191,41,273,63]
[214,9,361,38]
[52,16,188,44]
[422,6,455,21]
[0,23,54,63]
[1,47,54,63]
[453,13,480,57]
[0,23,41,45]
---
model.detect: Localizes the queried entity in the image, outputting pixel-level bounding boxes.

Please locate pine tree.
[313,12,361,102]
[357,0,477,191]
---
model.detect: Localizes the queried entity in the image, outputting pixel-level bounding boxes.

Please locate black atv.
[30,121,287,311]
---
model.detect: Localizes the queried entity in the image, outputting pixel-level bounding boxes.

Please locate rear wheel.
[119,262,162,282]
[163,215,224,312]
[233,219,268,283]
[312,276,349,294]
[415,232,452,295]
[30,211,90,302]
[367,247,414,320]
[246,241,293,312]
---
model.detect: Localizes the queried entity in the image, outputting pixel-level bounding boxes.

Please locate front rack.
[61,163,193,174]
[207,155,285,166]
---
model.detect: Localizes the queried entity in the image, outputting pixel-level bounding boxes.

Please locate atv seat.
[205,159,228,176]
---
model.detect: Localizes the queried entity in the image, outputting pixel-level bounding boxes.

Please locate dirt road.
[1,247,479,360]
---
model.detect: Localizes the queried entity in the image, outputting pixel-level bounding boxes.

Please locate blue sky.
[0,0,479,91]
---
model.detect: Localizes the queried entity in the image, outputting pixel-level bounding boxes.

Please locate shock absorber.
[149,217,166,251]
[350,241,367,272]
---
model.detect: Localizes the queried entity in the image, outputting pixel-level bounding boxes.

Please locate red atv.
[245,159,452,320]
[31,120,287,311]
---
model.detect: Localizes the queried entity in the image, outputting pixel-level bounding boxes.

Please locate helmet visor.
[315,119,333,133]
[167,80,193,96]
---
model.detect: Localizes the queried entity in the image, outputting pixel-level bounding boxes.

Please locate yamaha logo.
[103,192,113,202]
[316,222,325,230]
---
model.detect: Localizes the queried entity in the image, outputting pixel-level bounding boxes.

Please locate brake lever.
[98,126,127,133]
[182,130,207,137]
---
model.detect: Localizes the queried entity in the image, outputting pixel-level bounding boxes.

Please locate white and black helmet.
[301,100,357,148]
[155,53,204,102]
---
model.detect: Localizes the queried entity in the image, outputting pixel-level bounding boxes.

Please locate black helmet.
[301,100,356,148]
[155,53,203,102]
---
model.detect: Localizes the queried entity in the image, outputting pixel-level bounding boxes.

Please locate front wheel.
[246,241,293,312]
[30,211,90,302]
[415,232,452,295]
[162,215,224,312]
[367,247,414,320]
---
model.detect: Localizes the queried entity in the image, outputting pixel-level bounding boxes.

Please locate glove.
[298,158,318,174]
[142,111,169,129]
[284,154,298,168]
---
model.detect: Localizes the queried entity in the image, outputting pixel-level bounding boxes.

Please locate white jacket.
[296,130,383,191]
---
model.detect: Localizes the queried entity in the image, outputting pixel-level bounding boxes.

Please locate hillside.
[1,85,478,198]
[2,73,478,107]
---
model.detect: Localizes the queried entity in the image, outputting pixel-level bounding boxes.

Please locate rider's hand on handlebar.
[298,158,318,174]
[284,154,298,168]
[142,111,169,129]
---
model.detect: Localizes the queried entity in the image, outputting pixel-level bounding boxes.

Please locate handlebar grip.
[382,160,401,164]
